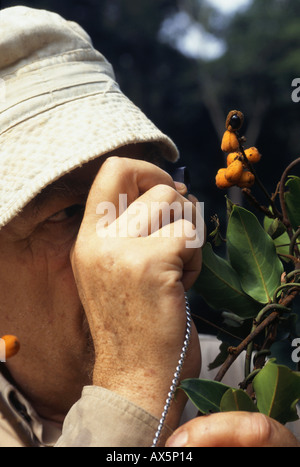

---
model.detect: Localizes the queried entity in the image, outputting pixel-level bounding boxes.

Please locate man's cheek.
[24,235,76,274]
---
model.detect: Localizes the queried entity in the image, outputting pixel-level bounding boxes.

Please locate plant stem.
[192,314,243,341]
[238,140,282,218]
[242,189,277,219]
[214,292,298,383]
[290,227,300,257]
[286,269,300,281]
[279,157,300,241]
[240,368,262,390]
[214,311,279,382]
[273,283,300,303]
[278,253,300,264]
[244,341,254,378]
[244,303,290,378]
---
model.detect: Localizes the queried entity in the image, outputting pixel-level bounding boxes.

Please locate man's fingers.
[148,219,202,290]
[116,184,199,237]
[86,157,205,247]
[165,412,300,447]
[86,156,175,220]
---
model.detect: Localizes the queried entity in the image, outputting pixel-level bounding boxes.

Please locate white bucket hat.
[0,6,179,229]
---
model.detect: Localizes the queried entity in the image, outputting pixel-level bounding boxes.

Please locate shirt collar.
[0,371,61,446]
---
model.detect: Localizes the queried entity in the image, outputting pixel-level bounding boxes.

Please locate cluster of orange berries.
[216,110,261,190]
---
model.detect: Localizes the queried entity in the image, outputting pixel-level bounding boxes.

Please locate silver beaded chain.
[151,294,192,447]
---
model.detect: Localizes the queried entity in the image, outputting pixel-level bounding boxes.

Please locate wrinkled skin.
[0,146,298,446]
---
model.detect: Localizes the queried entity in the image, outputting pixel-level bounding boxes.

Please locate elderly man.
[0,6,298,447]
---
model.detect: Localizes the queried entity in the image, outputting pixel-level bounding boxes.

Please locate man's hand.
[70,157,202,429]
[166,412,300,447]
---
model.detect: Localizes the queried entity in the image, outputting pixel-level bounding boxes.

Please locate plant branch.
[214,310,279,382]
[242,188,277,219]
[279,157,300,240]
[214,289,299,383]
[273,283,300,303]
[289,227,300,257]
[244,302,290,378]
[286,269,300,281]
[278,253,300,264]
[192,314,244,342]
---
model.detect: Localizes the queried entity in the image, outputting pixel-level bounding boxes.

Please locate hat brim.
[0,90,179,228]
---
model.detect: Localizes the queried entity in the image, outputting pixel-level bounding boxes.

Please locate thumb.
[165,412,300,447]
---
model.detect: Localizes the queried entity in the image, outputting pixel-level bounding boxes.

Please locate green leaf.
[285,176,300,231]
[227,206,284,303]
[179,378,232,414]
[194,243,261,318]
[220,388,258,413]
[264,216,291,261]
[266,218,287,240]
[253,360,300,424]
[207,341,229,371]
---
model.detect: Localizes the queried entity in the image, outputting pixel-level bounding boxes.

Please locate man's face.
[0,145,150,422]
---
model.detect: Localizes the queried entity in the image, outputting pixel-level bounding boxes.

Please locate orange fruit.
[238,171,255,188]
[1,335,20,359]
[221,130,240,153]
[216,168,233,189]
[227,152,242,167]
[244,147,261,164]
[225,159,244,184]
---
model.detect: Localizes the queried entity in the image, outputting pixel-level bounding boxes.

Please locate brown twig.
[214,287,299,383]
[214,311,279,382]
[242,188,277,219]
[289,227,300,258]
[278,253,300,264]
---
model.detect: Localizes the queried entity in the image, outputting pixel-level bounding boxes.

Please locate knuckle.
[101,155,123,172]
[175,218,196,240]
[182,217,195,231]
[101,156,135,179]
[250,413,273,446]
[152,183,178,202]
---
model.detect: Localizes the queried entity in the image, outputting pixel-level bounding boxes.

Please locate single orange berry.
[221,130,240,153]
[238,171,255,188]
[225,159,244,184]
[227,152,242,167]
[244,147,261,164]
[1,335,20,359]
[216,168,234,189]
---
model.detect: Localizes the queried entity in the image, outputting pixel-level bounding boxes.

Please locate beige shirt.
[0,377,172,447]
[0,335,299,447]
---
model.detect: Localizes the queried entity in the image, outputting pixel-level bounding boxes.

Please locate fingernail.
[166,430,188,447]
